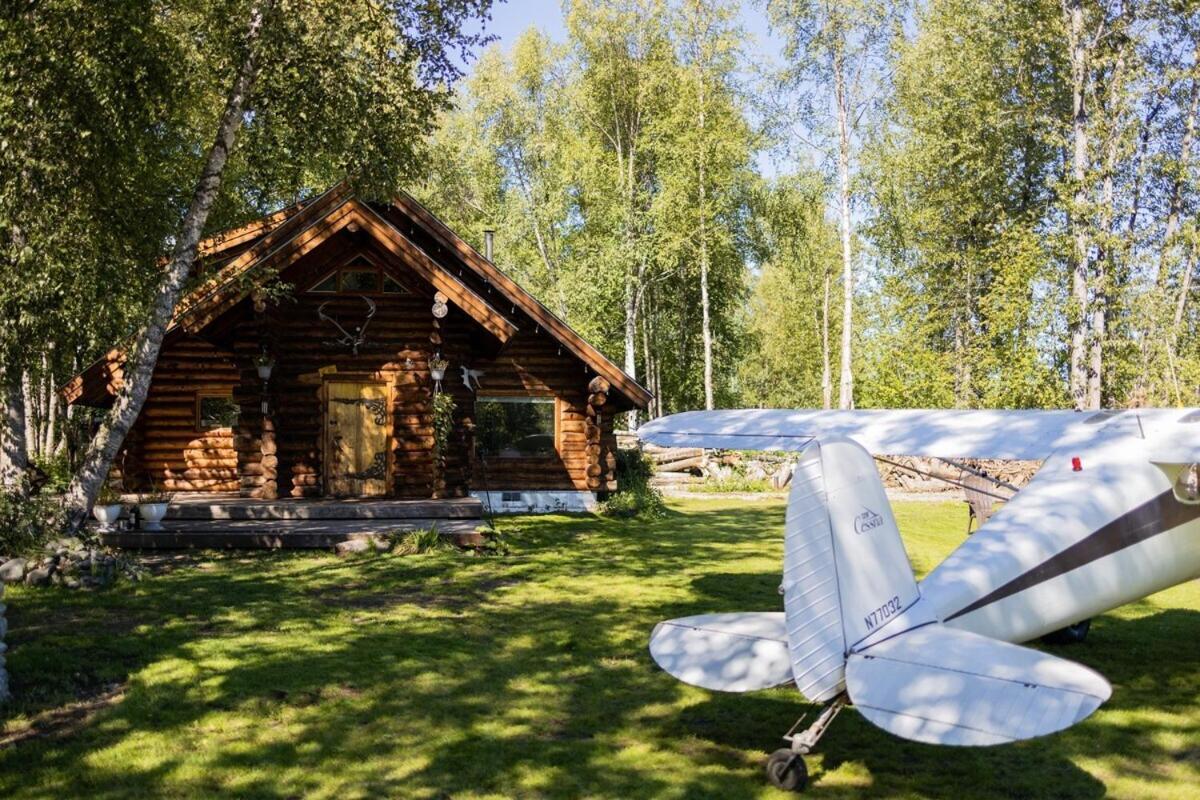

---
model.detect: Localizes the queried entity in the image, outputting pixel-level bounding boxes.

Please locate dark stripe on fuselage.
[945,489,1200,622]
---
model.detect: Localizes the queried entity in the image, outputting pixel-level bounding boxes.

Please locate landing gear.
[1041,618,1091,645]
[766,749,808,791]
[766,694,848,792]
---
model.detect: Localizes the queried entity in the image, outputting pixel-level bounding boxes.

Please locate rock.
[334,539,371,557]
[25,566,53,587]
[369,537,392,552]
[0,558,28,583]
[63,578,81,590]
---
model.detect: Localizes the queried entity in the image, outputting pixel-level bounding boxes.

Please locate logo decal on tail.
[854,507,884,535]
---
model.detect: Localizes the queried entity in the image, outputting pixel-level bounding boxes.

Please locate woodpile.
[641,444,797,490]
[626,435,1043,494]
[874,456,1041,492]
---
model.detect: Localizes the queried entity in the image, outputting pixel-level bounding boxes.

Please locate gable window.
[307,263,410,295]
[310,273,338,293]
[475,396,557,458]
[197,395,239,431]
[340,269,379,293]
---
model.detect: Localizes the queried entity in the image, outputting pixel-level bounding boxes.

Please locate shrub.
[691,474,777,494]
[30,452,72,494]
[599,448,666,518]
[391,526,454,555]
[0,483,68,558]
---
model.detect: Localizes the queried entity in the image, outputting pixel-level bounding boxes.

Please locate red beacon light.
[1071,457,1083,472]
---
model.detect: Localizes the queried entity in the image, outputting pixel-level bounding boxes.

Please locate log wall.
[122,229,620,498]
[120,335,240,492]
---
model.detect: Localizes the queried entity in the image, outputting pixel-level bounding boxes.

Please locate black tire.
[766,748,809,792]
[1041,618,1091,645]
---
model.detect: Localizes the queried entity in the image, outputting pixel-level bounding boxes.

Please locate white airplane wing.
[649,613,793,692]
[846,624,1111,745]
[638,408,1152,460]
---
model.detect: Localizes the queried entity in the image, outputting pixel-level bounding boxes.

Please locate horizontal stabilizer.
[649,613,793,693]
[846,625,1111,746]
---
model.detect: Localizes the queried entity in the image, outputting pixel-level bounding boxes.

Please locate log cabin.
[62,185,651,512]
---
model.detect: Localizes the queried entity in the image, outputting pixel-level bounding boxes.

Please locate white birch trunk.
[21,369,37,461]
[821,266,832,410]
[834,52,854,410]
[698,99,714,411]
[0,366,28,489]
[1066,0,1092,410]
[63,1,270,525]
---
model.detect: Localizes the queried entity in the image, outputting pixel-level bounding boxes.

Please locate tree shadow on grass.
[679,606,1200,799]
[0,504,1195,798]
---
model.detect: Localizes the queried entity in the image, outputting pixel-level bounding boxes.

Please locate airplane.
[637,408,1200,792]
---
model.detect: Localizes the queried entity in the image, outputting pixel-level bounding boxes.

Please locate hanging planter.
[254,352,275,381]
[429,354,449,384]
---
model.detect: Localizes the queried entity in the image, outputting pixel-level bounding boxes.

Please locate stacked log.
[585,376,612,493]
[632,437,1041,494]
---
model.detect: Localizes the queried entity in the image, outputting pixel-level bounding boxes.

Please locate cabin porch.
[98,493,486,550]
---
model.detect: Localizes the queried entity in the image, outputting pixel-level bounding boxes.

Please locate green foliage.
[431,391,457,461]
[420,0,758,415]
[599,448,665,518]
[739,174,842,407]
[0,483,67,558]
[95,483,122,507]
[30,453,72,495]
[390,526,454,555]
[689,474,776,494]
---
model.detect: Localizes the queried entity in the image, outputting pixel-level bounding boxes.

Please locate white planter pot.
[256,364,273,380]
[92,504,123,532]
[430,367,446,382]
[139,502,169,531]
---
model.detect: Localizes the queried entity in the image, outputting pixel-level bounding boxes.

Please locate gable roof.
[63,186,651,410]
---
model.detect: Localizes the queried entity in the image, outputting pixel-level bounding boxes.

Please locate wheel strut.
[784,692,847,755]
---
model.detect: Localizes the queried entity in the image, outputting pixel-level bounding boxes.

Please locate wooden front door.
[325,381,391,497]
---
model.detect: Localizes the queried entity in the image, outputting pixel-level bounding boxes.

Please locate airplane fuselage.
[919,416,1200,643]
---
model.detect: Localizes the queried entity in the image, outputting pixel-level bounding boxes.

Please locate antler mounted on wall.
[317,295,376,355]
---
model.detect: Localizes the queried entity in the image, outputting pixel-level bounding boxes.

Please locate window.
[340,269,379,293]
[307,266,410,295]
[475,396,556,458]
[310,273,337,293]
[197,395,239,431]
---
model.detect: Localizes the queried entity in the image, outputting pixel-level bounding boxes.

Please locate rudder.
[783,438,920,702]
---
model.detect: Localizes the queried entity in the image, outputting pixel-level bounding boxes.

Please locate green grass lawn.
[0,496,1197,799]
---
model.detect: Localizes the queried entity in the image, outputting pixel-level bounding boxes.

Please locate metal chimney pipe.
[483,228,495,261]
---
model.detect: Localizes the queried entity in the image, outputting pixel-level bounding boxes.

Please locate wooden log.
[656,455,704,473]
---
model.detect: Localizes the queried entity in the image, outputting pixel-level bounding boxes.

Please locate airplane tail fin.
[782,438,923,702]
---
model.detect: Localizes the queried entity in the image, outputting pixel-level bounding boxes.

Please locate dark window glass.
[310,273,337,293]
[340,270,379,292]
[475,397,556,458]
[383,275,409,294]
[198,396,239,430]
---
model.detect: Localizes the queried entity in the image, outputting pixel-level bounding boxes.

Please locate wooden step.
[162,496,483,521]
[102,517,486,550]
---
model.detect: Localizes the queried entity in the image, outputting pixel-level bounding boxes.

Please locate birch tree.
[59,0,495,524]
[766,0,901,409]
[567,0,674,411]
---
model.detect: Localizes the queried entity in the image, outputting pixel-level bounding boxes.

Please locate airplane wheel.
[1041,618,1091,645]
[766,749,808,792]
